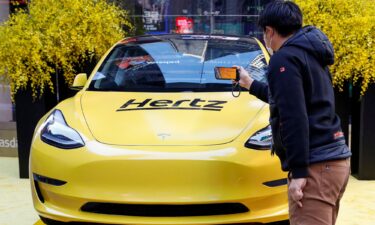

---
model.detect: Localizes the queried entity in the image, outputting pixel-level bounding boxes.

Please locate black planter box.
[15,88,49,178]
[334,82,350,145]
[351,83,375,180]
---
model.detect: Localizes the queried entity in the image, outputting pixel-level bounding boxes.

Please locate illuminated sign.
[175,17,194,34]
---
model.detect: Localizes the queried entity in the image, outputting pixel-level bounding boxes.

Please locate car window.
[88,36,268,92]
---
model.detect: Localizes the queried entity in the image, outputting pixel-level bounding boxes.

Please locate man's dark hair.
[258,0,303,37]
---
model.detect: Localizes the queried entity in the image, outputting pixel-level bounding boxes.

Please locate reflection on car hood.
[81,92,265,146]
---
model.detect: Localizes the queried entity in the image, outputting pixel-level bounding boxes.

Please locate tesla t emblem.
[158,133,171,140]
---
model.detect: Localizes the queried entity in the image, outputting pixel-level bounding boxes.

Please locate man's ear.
[265,26,274,38]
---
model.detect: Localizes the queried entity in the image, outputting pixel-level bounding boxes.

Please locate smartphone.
[214,67,239,80]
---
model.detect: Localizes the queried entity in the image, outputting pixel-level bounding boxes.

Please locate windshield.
[88,35,268,92]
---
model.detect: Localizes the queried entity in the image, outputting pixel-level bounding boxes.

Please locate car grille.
[81,202,249,217]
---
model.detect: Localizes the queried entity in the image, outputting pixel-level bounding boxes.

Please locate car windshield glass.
[88,36,268,92]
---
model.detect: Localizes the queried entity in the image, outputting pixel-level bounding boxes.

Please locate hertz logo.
[117,99,227,112]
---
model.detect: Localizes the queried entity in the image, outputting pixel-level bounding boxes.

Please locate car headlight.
[40,109,84,149]
[245,125,272,150]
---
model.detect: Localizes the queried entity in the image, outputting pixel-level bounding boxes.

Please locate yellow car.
[30,34,289,225]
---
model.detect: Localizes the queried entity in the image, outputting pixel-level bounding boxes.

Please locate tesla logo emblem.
[158,133,171,140]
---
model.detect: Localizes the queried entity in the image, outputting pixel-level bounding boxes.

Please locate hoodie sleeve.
[249,80,269,103]
[268,51,309,179]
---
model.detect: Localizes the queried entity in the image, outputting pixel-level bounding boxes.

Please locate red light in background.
[175,17,194,34]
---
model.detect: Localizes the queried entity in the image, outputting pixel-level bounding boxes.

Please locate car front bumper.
[30,138,288,224]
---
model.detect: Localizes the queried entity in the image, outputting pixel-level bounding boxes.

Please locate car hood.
[81,92,266,146]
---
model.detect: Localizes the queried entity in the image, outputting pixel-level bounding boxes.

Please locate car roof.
[118,34,258,45]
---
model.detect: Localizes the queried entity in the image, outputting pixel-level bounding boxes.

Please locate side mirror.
[70,73,87,90]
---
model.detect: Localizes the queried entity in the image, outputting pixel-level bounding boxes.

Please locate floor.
[1,157,375,225]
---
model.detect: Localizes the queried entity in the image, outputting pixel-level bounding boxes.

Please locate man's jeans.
[288,158,351,225]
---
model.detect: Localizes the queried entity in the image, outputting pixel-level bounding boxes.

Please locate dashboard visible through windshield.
[89,35,268,92]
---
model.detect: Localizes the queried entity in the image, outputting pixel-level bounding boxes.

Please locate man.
[236,1,351,224]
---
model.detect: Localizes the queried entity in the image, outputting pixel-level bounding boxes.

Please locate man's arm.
[268,51,310,179]
[249,80,269,103]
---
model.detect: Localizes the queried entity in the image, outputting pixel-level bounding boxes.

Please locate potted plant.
[0,0,132,178]
[296,0,375,179]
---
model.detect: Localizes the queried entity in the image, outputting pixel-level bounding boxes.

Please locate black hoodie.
[250,26,351,178]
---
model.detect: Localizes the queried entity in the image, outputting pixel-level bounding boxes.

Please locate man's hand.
[289,178,307,208]
[233,66,254,90]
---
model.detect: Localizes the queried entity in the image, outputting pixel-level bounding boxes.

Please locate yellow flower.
[295,0,375,95]
[0,0,133,100]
